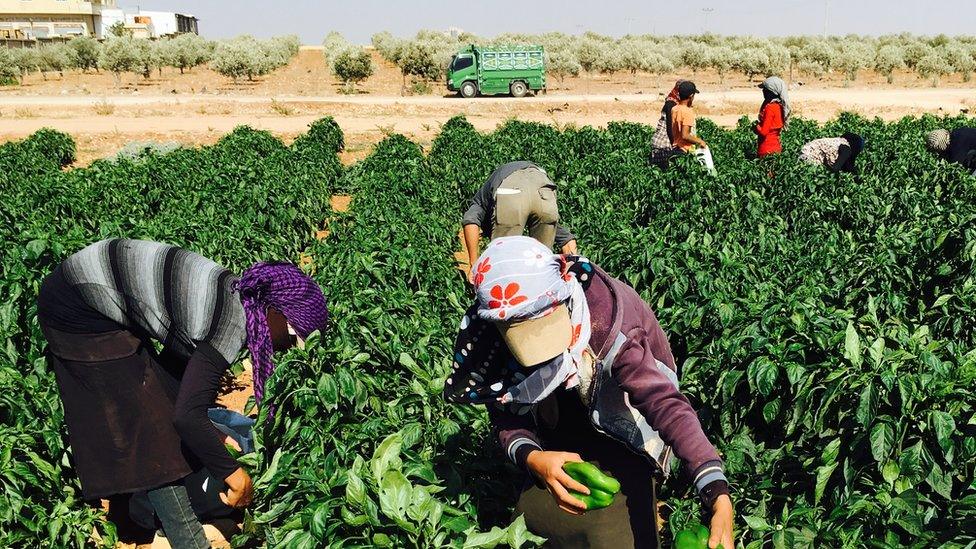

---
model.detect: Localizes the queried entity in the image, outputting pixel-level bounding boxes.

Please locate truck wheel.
[460,81,478,98]
[510,81,528,98]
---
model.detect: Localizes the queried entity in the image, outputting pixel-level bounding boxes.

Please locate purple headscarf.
[235,262,329,404]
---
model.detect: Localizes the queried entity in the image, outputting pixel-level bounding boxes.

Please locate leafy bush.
[98,36,141,82]
[159,33,212,74]
[4,111,976,548]
[875,45,905,84]
[333,48,374,91]
[67,36,101,72]
[210,35,299,82]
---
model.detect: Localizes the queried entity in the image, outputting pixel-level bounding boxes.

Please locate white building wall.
[132,10,177,37]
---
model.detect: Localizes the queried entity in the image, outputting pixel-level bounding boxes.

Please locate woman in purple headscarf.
[36,239,329,548]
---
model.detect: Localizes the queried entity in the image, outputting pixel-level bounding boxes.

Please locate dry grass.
[93,100,115,116]
[270,99,295,116]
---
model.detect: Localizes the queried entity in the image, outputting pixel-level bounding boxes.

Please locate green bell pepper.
[562,461,621,510]
[674,524,722,549]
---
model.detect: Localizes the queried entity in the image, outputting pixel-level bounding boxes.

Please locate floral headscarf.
[463,236,593,405]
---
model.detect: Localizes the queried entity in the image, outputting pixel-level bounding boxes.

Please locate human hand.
[525,450,590,515]
[709,494,734,549]
[220,467,253,509]
[223,434,242,452]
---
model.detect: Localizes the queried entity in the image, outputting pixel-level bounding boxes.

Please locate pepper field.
[1,113,975,548]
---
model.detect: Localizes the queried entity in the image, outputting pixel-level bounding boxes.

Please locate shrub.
[36,44,72,78]
[680,43,711,74]
[159,33,211,74]
[332,47,374,91]
[834,42,875,82]
[875,45,905,84]
[98,37,141,83]
[916,53,952,85]
[68,36,101,72]
[322,31,350,67]
[210,35,298,82]
[0,47,19,84]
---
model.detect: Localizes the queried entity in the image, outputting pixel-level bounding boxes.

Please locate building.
[98,9,198,39]
[0,0,118,41]
[0,1,198,42]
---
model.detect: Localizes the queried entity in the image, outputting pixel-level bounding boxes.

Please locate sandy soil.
[1,48,973,165]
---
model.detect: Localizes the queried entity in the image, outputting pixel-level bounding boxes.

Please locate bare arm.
[463,224,482,283]
[681,124,708,148]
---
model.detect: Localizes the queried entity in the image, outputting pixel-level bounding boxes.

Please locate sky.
[121,1,976,44]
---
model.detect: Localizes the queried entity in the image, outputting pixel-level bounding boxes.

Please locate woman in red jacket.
[754,76,790,157]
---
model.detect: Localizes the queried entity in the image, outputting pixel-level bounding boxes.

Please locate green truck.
[447,45,546,98]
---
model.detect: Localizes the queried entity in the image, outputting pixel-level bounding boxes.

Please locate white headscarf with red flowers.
[471,236,592,404]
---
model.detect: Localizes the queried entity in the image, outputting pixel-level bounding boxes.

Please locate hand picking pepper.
[562,461,620,510]
[674,523,724,549]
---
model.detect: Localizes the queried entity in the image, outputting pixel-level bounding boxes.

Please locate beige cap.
[496,304,572,367]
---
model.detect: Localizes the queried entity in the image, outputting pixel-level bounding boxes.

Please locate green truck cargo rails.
[447,45,546,98]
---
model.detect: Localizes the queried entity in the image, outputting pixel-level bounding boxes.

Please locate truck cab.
[447,45,546,99]
[447,51,477,97]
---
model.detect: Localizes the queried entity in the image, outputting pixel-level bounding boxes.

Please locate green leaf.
[371,432,404,482]
[844,322,862,368]
[870,422,894,463]
[930,411,956,454]
[814,462,838,505]
[882,460,900,485]
[743,515,771,531]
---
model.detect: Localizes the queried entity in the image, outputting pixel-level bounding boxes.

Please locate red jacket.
[755,101,784,156]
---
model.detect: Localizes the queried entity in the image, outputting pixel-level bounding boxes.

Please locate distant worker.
[37,239,329,548]
[754,76,790,157]
[462,161,578,283]
[669,81,716,175]
[926,127,976,174]
[799,132,865,173]
[649,79,686,168]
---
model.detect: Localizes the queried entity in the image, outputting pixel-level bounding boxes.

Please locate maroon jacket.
[490,266,728,502]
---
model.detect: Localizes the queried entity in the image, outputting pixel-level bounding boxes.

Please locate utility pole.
[702,8,715,34]
[823,0,829,38]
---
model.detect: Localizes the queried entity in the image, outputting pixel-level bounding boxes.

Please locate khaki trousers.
[491,169,560,247]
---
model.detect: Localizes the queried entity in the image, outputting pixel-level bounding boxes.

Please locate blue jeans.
[146,484,210,549]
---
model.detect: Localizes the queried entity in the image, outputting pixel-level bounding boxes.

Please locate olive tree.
[322,31,350,67]
[9,48,40,83]
[99,36,141,84]
[396,40,441,85]
[901,40,933,70]
[333,47,374,91]
[38,44,73,78]
[680,43,710,74]
[916,53,952,86]
[68,36,101,72]
[211,36,266,81]
[941,44,975,82]
[372,31,403,64]
[874,45,905,84]
[709,46,734,82]
[545,45,581,82]
[834,42,874,82]
[576,37,606,74]
[0,47,19,84]
[160,33,211,74]
[798,40,835,77]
